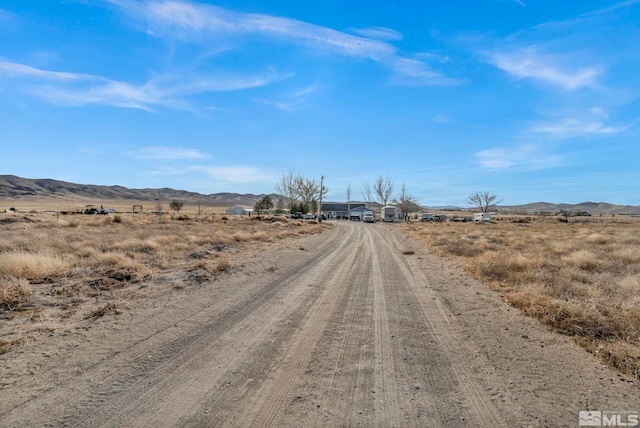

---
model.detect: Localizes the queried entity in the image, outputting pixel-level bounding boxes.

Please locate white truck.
[381,205,396,222]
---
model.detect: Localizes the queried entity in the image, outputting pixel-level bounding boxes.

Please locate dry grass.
[405,218,640,379]
[0,209,328,353]
[0,278,32,310]
[84,302,120,319]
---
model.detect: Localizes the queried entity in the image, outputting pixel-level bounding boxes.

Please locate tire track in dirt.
[317,236,376,424]
[364,225,458,426]
[246,224,364,427]
[376,224,513,427]
[75,225,356,428]
[364,226,402,425]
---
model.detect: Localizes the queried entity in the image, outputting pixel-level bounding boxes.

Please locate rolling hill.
[0,175,277,207]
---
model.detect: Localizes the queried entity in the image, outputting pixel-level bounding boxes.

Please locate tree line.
[269,171,501,216]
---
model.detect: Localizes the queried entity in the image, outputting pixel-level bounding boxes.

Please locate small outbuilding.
[225,205,254,216]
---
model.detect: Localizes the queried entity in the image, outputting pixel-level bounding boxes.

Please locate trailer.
[473,212,492,222]
[381,205,397,222]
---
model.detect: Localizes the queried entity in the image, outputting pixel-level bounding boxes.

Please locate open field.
[0,208,327,354]
[405,216,640,379]
[1,198,231,214]
[1,217,637,426]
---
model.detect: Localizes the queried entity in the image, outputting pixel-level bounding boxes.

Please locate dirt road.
[1,221,637,427]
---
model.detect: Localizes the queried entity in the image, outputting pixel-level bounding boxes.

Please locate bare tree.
[393,183,417,220]
[468,191,502,213]
[373,175,394,206]
[361,183,373,208]
[296,177,327,214]
[297,177,317,208]
[274,170,302,211]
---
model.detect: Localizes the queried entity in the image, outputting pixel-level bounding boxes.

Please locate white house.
[225,205,254,216]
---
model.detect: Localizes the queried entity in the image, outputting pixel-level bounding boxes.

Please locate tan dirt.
[1,221,637,427]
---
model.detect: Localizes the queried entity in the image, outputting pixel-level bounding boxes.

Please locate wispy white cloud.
[127,146,207,160]
[535,0,640,30]
[416,52,450,63]
[531,118,631,138]
[432,114,453,124]
[0,60,104,82]
[0,60,285,110]
[476,144,561,170]
[109,0,458,86]
[493,0,525,7]
[390,57,460,86]
[350,26,403,41]
[0,9,16,21]
[291,83,321,98]
[254,98,291,111]
[487,47,602,90]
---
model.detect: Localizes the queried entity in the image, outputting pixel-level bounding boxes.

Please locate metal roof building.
[321,203,365,219]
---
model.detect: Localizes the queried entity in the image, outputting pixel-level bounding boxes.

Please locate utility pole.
[318,175,324,222]
[347,183,351,222]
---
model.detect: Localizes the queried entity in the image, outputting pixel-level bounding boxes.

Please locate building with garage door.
[320,202,365,219]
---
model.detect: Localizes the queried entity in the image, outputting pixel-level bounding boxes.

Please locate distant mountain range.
[498,201,640,215]
[1,175,638,214]
[428,201,640,215]
[0,175,278,207]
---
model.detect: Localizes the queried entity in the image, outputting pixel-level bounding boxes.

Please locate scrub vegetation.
[0,210,327,353]
[405,217,640,378]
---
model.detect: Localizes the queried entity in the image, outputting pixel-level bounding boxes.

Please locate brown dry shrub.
[84,302,120,319]
[75,252,151,292]
[0,278,32,310]
[111,238,159,254]
[194,257,230,274]
[0,251,70,281]
[232,232,251,242]
[214,257,231,272]
[585,233,609,245]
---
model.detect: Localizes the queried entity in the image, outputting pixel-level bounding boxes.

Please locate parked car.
[420,214,435,222]
[290,212,303,219]
[363,213,375,223]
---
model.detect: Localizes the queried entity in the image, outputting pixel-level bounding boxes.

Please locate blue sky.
[1,0,639,206]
